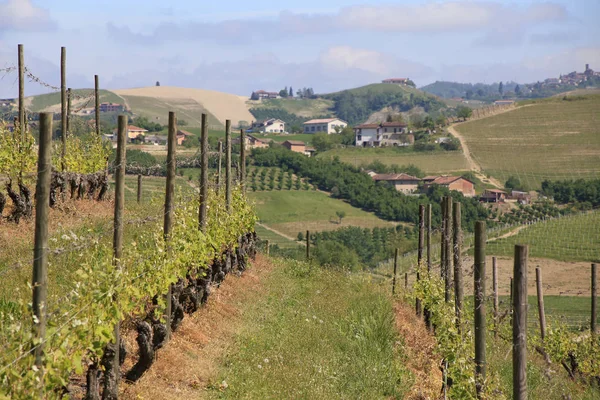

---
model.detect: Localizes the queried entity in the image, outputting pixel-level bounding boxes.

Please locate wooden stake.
[94,75,100,135]
[216,141,222,192]
[306,230,310,260]
[513,245,528,400]
[392,248,398,295]
[592,263,597,336]
[240,129,246,193]
[453,202,463,328]
[536,267,546,340]
[199,114,208,232]
[18,44,25,137]
[440,197,446,278]
[493,257,498,339]
[225,120,232,211]
[444,198,453,302]
[427,203,432,271]
[32,113,53,393]
[474,221,486,397]
[405,272,408,290]
[61,47,67,171]
[265,240,270,256]
[164,112,177,340]
[66,88,71,134]
[106,114,127,399]
[416,205,424,315]
[137,175,142,204]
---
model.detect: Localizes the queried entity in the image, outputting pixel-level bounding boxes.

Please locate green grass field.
[207,259,410,399]
[248,98,335,118]
[455,94,600,188]
[317,147,469,174]
[248,190,396,238]
[120,95,222,128]
[254,225,297,249]
[29,89,123,112]
[485,211,600,262]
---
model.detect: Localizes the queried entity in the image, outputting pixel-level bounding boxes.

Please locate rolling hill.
[454,93,600,189]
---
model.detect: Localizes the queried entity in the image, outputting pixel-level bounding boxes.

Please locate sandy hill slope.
[113,86,253,127]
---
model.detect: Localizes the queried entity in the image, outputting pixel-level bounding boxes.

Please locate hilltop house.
[250,118,286,133]
[253,90,279,100]
[282,140,316,157]
[355,122,411,147]
[382,78,410,85]
[303,118,348,134]
[109,125,148,142]
[234,134,270,150]
[423,175,475,197]
[480,189,507,203]
[99,102,125,113]
[177,130,195,145]
[493,100,515,106]
[372,173,421,194]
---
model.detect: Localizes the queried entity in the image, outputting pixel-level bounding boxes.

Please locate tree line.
[250,147,490,229]
[541,179,600,208]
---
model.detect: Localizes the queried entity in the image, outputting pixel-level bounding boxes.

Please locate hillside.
[454,93,600,189]
[26,89,123,113]
[320,83,447,125]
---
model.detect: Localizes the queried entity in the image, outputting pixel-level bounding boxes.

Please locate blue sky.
[0,0,599,96]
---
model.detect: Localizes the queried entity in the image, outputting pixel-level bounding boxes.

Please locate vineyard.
[246,166,315,191]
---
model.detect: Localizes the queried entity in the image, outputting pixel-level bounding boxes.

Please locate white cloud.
[0,0,54,32]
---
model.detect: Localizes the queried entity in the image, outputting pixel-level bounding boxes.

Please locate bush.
[312,241,360,271]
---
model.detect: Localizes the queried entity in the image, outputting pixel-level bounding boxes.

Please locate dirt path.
[448,104,535,189]
[121,255,274,399]
[393,302,441,399]
[256,221,304,244]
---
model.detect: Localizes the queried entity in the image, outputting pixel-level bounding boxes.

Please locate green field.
[246,166,315,191]
[317,147,469,174]
[485,211,600,262]
[120,95,222,128]
[29,89,123,112]
[248,190,396,238]
[254,224,296,249]
[455,94,600,188]
[248,98,335,118]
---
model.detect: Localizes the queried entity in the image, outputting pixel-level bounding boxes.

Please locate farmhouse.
[110,125,148,142]
[253,90,279,100]
[303,118,347,134]
[480,189,507,203]
[382,78,410,85]
[423,175,475,197]
[282,140,315,157]
[493,100,515,106]
[177,130,194,145]
[144,135,166,145]
[355,122,410,147]
[372,173,421,194]
[240,134,270,150]
[250,118,286,133]
[99,102,125,113]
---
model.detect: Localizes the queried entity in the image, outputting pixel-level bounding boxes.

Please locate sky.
[0,0,599,96]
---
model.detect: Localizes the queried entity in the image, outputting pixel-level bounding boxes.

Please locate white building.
[355,122,409,147]
[251,118,286,133]
[303,118,348,134]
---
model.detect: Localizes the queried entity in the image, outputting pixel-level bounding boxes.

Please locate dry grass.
[393,302,442,399]
[121,255,274,399]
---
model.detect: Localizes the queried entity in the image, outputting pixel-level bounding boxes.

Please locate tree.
[297,231,304,241]
[498,81,504,97]
[156,81,160,86]
[465,89,474,100]
[505,176,523,191]
[289,86,293,97]
[279,89,289,98]
[456,106,473,121]
[515,84,521,96]
[335,210,346,224]
[250,91,260,101]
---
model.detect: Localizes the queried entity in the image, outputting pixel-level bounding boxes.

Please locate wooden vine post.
[536,267,546,340]
[199,113,209,232]
[474,221,486,397]
[216,141,223,192]
[61,46,67,171]
[137,175,142,204]
[95,75,100,135]
[444,198,453,302]
[492,257,498,339]
[306,230,310,260]
[265,240,270,256]
[104,114,127,399]
[453,202,463,329]
[513,245,528,400]
[225,120,232,211]
[66,88,71,134]
[240,129,246,193]
[392,248,398,295]
[18,44,25,136]
[416,205,424,315]
[440,197,446,280]
[164,112,177,341]
[31,112,53,395]
[592,263,597,336]
[426,203,432,271]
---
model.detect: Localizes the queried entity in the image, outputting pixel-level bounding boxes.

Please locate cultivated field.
[317,147,469,174]
[247,190,397,238]
[113,86,254,127]
[27,89,124,112]
[247,97,335,118]
[455,94,600,188]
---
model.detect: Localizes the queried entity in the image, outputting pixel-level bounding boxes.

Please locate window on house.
[311,126,315,132]
[357,135,362,141]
